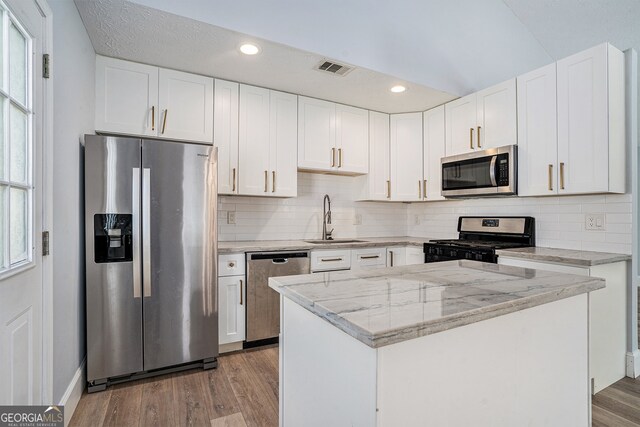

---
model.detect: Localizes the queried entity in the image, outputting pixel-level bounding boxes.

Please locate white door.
[158,68,213,143]
[445,94,476,156]
[0,0,47,405]
[517,63,558,196]
[390,113,423,201]
[95,55,158,137]
[423,106,445,201]
[269,90,297,197]
[557,44,609,194]
[218,276,245,345]
[335,104,368,174]
[239,84,271,195]
[214,79,239,195]
[475,78,517,150]
[367,111,390,201]
[297,96,335,171]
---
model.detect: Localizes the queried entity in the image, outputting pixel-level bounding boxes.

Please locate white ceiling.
[74,0,456,113]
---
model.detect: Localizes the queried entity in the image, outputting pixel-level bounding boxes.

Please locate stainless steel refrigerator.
[84,135,218,392]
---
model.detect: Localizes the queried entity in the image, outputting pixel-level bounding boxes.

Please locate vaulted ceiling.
[74,0,639,113]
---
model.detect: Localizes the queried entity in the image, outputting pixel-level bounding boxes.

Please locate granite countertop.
[495,247,631,267]
[218,236,431,254]
[269,260,604,348]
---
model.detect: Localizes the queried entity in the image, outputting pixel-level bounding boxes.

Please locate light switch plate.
[585,213,605,231]
[227,211,236,225]
[354,214,362,225]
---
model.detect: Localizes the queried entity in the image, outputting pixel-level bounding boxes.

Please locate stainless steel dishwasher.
[246,251,310,342]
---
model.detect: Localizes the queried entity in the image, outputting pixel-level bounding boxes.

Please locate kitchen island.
[269,260,605,427]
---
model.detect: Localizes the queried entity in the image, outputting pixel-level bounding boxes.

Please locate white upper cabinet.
[517,63,558,197]
[96,55,213,143]
[390,113,423,201]
[239,85,297,197]
[298,96,368,174]
[158,69,213,143]
[557,43,625,195]
[269,91,298,197]
[445,78,517,156]
[357,111,390,201]
[95,55,158,137]
[336,104,369,174]
[423,106,445,201]
[239,85,271,196]
[214,79,239,195]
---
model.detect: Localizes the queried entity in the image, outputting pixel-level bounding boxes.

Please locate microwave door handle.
[489,156,497,186]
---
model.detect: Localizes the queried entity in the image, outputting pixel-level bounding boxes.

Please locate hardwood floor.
[71,344,640,426]
[70,346,278,427]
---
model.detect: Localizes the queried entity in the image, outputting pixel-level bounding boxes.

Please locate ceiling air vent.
[315,59,354,76]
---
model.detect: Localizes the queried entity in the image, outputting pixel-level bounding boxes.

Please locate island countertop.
[269,260,605,348]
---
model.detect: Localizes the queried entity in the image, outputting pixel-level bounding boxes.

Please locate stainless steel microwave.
[441,145,517,197]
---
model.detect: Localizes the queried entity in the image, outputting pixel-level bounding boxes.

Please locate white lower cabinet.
[497,256,627,393]
[388,246,424,266]
[351,248,386,270]
[218,254,246,349]
[311,249,351,272]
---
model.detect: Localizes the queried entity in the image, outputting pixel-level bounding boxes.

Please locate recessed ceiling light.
[239,43,260,55]
[390,85,406,93]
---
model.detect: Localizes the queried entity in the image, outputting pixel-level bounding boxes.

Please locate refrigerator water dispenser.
[94,214,133,263]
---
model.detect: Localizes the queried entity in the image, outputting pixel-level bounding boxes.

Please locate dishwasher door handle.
[272,258,289,264]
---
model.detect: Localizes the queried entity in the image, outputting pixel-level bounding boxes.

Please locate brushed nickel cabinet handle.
[389,251,394,267]
[239,279,243,305]
[418,180,422,199]
[162,109,168,134]
[469,128,474,149]
[272,171,276,193]
[360,255,380,260]
[321,257,343,262]
[477,126,481,148]
[423,179,427,199]
[560,162,565,190]
[331,148,336,167]
[151,106,155,131]
[264,170,268,192]
[338,148,343,167]
[232,168,236,192]
[387,180,391,199]
[548,164,553,191]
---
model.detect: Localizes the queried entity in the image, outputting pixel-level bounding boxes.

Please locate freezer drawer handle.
[132,168,141,298]
[142,168,152,297]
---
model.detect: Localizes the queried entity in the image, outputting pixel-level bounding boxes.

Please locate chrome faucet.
[322,194,334,240]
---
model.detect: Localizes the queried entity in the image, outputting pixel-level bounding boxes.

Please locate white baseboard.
[59,358,86,427]
[626,350,640,378]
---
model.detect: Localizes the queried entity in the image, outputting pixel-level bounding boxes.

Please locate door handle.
[321,257,343,262]
[418,180,422,199]
[151,106,155,131]
[162,109,168,134]
[331,148,336,167]
[469,128,474,149]
[489,156,497,186]
[360,255,380,260]
[560,162,565,190]
[239,279,243,305]
[387,180,391,199]
[338,148,343,167]
[132,168,141,299]
[272,171,276,193]
[389,251,394,267]
[477,126,481,148]
[548,164,553,191]
[232,168,236,192]
[423,179,427,199]
[142,168,152,297]
[264,170,268,192]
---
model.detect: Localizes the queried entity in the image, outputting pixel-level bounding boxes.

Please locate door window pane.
[10,104,26,183]
[9,187,27,264]
[9,23,26,106]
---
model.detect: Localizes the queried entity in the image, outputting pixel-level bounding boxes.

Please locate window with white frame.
[0,3,33,273]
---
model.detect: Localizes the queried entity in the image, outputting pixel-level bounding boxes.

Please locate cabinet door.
[390,113,423,201]
[158,69,213,143]
[270,90,298,197]
[218,276,246,345]
[475,78,517,150]
[445,94,476,156]
[95,55,158,137]
[557,44,609,194]
[423,106,445,201]
[239,85,271,195]
[387,247,407,267]
[367,111,391,200]
[298,96,336,171]
[517,64,558,196]
[336,104,369,174]
[214,79,239,195]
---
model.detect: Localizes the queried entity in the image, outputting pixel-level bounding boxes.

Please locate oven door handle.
[489,156,497,187]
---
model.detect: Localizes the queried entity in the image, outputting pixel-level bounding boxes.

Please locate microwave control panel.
[496,154,509,186]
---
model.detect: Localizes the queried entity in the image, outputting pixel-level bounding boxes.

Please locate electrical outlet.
[227,211,236,225]
[585,213,605,231]
[354,214,362,225]
[414,215,420,226]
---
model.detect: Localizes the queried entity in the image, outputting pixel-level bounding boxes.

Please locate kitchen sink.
[304,239,367,244]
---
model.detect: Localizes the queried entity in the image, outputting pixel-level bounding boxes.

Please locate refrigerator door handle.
[132,168,141,298]
[142,167,152,297]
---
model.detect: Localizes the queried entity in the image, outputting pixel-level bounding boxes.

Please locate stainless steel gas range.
[423,216,535,263]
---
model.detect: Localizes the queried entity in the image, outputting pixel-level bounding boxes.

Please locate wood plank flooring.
[71,344,640,426]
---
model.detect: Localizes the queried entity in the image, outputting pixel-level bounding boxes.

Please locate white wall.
[219,173,408,241]
[408,194,632,254]
[50,0,95,402]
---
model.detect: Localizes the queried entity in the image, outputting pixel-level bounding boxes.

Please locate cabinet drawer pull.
[151,106,155,131]
[239,279,243,305]
[162,109,168,134]
[387,180,391,199]
[272,171,276,193]
[321,257,343,262]
[418,180,422,199]
[360,255,380,260]
[469,128,474,149]
[338,148,343,167]
[389,251,394,267]
[560,162,565,190]
[264,170,268,192]
[331,148,336,167]
[477,126,481,148]
[232,168,236,192]
[228,261,235,268]
[423,179,427,198]
[548,164,553,191]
